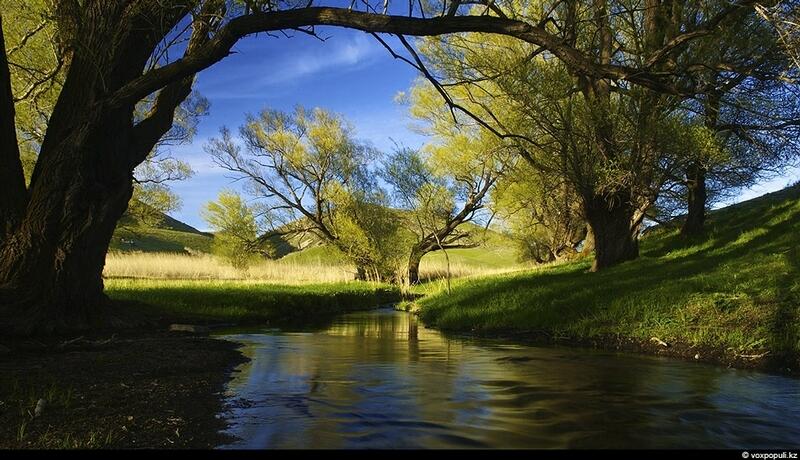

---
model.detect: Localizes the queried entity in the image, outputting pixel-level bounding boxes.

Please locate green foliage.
[201,190,262,270]
[4,0,61,182]
[208,105,408,281]
[329,189,414,281]
[493,161,586,263]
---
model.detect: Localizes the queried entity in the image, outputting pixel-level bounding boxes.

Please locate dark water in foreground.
[217,309,800,449]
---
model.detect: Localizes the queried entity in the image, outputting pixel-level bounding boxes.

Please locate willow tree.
[0,0,760,332]
[206,106,401,280]
[396,0,785,270]
[407,2,692,270]
[382,83,513,284]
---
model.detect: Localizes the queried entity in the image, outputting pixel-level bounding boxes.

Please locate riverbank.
[0,329,246,448]
[412,184,800,376]
[0,280,401,448]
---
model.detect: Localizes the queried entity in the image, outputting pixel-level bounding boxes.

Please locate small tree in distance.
[201,190,262,271]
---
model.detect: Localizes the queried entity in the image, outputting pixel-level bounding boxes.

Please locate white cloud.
[201,33,382,100]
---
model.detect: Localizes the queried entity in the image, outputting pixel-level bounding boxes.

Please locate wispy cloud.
[200,33,383,100]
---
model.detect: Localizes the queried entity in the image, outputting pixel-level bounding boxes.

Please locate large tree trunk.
[681,162,707,236]
[0,3,203,334]
[583,192,639,271]
[0,179,133,333]
[0,106,137,333]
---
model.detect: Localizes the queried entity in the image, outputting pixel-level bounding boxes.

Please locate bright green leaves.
[201,190,262,271]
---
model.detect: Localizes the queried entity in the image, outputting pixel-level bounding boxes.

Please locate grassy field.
[104,215,523,327]
[104,252,358,283]
[416,184,800,366]
[103,250,522,283]
[107,279,400,325]
[104,235,526,283]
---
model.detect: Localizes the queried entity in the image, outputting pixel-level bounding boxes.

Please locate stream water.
[216,308,800,449]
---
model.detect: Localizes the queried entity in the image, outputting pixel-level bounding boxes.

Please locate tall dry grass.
[104,251,524,284]
[104,252,355,284]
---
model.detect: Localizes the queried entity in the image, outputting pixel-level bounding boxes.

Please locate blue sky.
[162,27,800,230]
[166,28,427,229]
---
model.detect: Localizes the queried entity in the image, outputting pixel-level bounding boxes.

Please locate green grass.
[107,279,400,325]
[421,245,520,269]
[417,184,800,359]
[280,244,350,265]
[110,225,213,253]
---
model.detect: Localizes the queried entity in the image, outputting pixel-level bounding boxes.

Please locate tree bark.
[583,192,639,271]
[0,2,203,334]
[681,163,707,236]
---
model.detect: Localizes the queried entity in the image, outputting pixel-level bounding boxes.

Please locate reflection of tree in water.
[219,312,800,448]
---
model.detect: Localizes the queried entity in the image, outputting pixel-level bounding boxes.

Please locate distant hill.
[108,206,522,270]
[156,213,209,235]
[110,210,214,254]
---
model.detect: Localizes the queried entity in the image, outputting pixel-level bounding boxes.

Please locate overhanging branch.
[105,6,702,113]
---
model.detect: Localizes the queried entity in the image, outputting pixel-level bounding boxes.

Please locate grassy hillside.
[416,184,800,370]
[110,225,213,253]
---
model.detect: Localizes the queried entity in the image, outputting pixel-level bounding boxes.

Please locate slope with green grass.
[416,184,800,372]
[110,226,213,253]
[280,223,521,271]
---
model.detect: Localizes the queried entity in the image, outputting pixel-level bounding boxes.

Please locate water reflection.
[218,309,800,449]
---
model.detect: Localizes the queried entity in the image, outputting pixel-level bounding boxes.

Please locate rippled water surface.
[217,309,800,448]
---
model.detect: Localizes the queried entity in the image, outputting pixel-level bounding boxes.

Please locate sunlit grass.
[104,249,525,284]
[104,252,356,283]
[106,278,401,324]
[418,184,800,358]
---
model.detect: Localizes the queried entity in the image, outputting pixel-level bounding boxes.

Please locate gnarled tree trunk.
[1,101,148,333]
[583,192,639,271]
[0,2,205,334]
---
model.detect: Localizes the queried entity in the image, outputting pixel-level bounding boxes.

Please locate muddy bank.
[0,329,247,449]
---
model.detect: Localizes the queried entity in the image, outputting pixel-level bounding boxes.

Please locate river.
[216,308,800,448]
